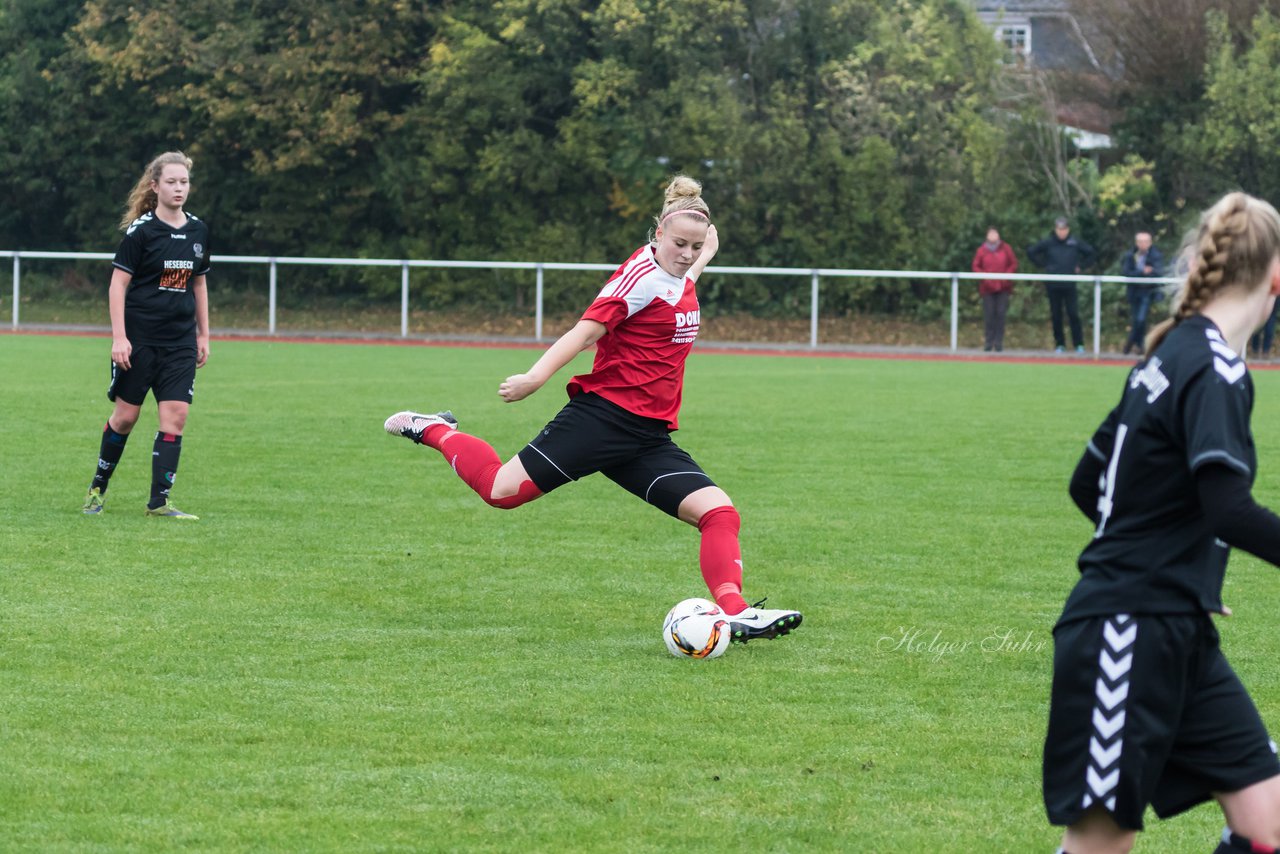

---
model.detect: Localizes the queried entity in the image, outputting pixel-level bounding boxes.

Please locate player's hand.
[1216,604,1233,617]
[699,224,719,263]
[112,336,132,371]
[499,373,542,403]
[196,335,210,368]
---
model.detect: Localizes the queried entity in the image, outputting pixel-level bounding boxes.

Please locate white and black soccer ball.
[663,597,731,659]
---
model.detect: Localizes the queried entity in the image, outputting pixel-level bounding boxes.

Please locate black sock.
[149,432,183,510]
[91,422,130,493]
[1217,829,1277,853]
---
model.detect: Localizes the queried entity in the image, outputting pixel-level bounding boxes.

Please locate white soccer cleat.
[384,410,458,444]
[725,598,803,644]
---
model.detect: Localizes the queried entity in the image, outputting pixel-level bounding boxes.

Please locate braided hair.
[1146,192,1280,353]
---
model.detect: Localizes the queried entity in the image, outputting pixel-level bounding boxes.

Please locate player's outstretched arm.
[499,319,607,403]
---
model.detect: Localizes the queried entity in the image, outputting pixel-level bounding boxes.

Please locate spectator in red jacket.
[972,227,1019,352]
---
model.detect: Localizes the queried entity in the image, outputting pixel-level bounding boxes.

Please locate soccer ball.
[663,597,731,659]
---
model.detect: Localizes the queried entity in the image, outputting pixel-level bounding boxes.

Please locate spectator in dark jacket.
[1119,231,1165,356]
[1250,301,1280,360]
[1027,217,1096,353]
[972,227,1019,352]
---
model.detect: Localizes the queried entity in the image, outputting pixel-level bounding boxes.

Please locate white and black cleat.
[726,599,803,644]
[384,410,458,444]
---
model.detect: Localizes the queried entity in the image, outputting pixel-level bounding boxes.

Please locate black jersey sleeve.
[1180,362,1253,478]
[1068,406,1118,523]
[112,226,144,276]
[1086,404,1120,461]
[1069,449,1104,523]
[1196,464,1280,566]
[193,219,211,277]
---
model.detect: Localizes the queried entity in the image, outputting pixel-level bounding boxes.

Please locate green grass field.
[4,333,1280,852]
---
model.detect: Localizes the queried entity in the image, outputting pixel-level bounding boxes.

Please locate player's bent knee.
[157,404,190,434]
[483,479,542,510]
[1221,776,1280,846]
[111,403,142,433]
[678,487,732,525]
[491,458,533,497]
[697,505,740,533]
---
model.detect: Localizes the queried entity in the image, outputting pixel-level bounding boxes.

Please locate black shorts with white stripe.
[1043,612,1279,830]
[517,392,715,518]
[107,344,197,406]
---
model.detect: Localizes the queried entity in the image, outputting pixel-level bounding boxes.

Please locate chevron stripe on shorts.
[1081,613,1137,813]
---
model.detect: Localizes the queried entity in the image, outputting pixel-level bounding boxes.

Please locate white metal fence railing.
[0,250,1179,353]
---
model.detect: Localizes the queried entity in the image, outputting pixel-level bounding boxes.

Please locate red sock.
[420,423,454,450]
[698,506,749,615]
[435,431,541,509]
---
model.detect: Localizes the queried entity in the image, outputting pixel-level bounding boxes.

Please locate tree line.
[4,0,1280,315]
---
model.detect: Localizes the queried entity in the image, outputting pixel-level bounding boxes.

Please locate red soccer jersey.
[567,244,701,430]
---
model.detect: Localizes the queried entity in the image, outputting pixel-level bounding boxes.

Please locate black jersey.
[1059,315,1255,624]
[112,211,211,346]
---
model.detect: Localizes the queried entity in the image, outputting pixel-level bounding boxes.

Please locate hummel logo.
[171,234,187,239]
[1215,356,1246,384]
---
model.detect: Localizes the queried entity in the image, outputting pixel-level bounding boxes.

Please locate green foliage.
[1191,8,1280,201]
[1080,154,1171,270]
[1096,155,1156,224]
[0,0,1094,320]
[1105,3,1280,250]
[0,0,111,248]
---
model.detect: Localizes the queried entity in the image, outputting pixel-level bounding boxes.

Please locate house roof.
[972,1,1069,11]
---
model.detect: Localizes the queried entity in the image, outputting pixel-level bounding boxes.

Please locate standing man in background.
[1120,231,1165,356]
[1028,217,1096,353]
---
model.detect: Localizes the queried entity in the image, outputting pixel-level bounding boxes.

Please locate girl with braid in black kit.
[1043,192,1280,853]
[82,152,211,519]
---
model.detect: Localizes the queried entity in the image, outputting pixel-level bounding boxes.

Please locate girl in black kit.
[82,152,211,519]
[1043,192,1280,853]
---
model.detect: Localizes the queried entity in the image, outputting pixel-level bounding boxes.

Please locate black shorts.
[517,392,716,517]
[107,344,197,406]
[1043,613,1280,830]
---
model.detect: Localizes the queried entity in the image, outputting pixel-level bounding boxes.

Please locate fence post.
[950,274,959,351]
[11,254,18,330]
[536,263,544,342]
[269,258,277,334]
[1093,276,1102,356]
[810,271,819,348]
[400,261,409,338]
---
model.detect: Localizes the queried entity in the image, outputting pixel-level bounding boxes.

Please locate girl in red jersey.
[385,176,801,643]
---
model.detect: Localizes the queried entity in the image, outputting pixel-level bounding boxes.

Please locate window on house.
[996,25,1031,61]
